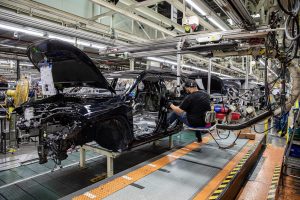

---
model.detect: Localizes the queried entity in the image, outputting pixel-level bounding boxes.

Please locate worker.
[167,79,211,142]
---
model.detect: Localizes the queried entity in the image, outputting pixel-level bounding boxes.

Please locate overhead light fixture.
[0,23,106,51]
[91,43,106,49]
[147,57,177,65]
[207,17,227,31]
[185,0,206,16]
[20,63,34,67]
[147,57,233,78]
[49,34,75,43]
[251,14,260,18]
[185,0,228,31]
[77,40,90,47]
[259,59,265,65]
[0,23,44,37]
[78,40,106,49]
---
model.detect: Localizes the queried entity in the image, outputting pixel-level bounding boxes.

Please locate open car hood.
[27,39,115,93]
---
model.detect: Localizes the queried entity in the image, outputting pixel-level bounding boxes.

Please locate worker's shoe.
[196,136,202,143]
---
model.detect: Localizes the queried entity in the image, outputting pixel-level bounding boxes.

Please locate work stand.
[79,135,175,177]
[79,143,120,177]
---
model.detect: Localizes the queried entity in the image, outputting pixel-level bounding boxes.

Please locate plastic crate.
[289,127,300,141]
[290,143,300,158]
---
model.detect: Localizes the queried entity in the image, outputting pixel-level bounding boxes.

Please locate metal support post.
[8,112,17,148]
[0,116,6,154]
[182,0,186,25]
[16,60,20,81]
[107,156,114,177]
[242,56,245,70]
[176,39,184,97]
[245,56,249,90]
[169,135,174,149]
[79,147,86,168]
[270,117,274,135]
[207,58,212,95]
[131,19,134,33]
[130,58,135,71]
[146,60,151,70]
[80,143,120,177]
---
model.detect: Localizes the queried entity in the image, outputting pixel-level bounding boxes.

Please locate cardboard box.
[237,132,256,140]
[241,127,252,134]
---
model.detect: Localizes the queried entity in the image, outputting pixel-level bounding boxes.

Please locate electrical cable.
[278,0,300,61]
[209,130,242,149]
[215,129,231,140]
[253,124,275,133]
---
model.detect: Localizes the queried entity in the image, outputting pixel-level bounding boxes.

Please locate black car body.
[16,39,184,164]
[188,72,226,104]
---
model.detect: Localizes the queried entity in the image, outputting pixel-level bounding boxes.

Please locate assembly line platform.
[61,132,265,200]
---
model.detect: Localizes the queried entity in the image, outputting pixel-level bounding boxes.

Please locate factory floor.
[0,131,196,200]
[0,128,297,200]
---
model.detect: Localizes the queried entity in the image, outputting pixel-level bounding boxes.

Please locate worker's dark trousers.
[167,112,190,126]
[167,112,202,141]
[195,131,202,142]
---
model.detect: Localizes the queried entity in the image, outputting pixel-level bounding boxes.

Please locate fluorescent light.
[251,14,260,18]
[0,23,44,37]
[207,17,227,31]
[20,63,34,67]
[0,44,27,50]
[147,57,177,65]
[147,57,233,78]
[77,40,106,50]
[185,0,206,16]
[91,44,106,49]
[227,19,234,26]
[182,64,207,72]
[268,68,277,77]
[77,40,90,47]
[259,59,265,65]
[185,0,228,31]
[251,81,263,85]
[49,35,75,43]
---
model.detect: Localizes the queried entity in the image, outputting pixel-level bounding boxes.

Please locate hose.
[216,110,273,130]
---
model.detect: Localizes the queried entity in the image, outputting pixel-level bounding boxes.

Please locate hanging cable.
[278,0,300,61]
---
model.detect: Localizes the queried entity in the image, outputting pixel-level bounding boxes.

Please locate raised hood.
[27,39,115,93]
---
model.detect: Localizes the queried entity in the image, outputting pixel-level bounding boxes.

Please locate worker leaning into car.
[167,79,211,142]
